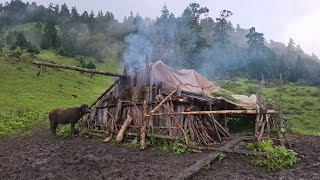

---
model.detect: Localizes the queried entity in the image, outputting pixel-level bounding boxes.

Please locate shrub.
[57,125,71,138]
[247,140,298,171]
[301,100,314,108]
[27,44,40,57]
[86,61,96,69]
[246,86,259,95]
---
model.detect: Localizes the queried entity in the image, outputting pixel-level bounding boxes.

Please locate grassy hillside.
[218,78,320,136]
[0,49,319,138]
[0,50,120,137]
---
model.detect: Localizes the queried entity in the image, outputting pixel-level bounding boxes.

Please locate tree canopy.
[0,0,319,84]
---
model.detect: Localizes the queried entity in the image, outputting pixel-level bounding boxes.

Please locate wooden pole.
[209,105,221,142]
[207,115,231,137]
[149,88,178,114]
[116,115,133,143]
[32,60,125,77]
[140,101,148,150]
[163,104,189,145]
[89,79,121,109]
[254,114,260,139]
[257,115,266,141]
[147,109,278,117]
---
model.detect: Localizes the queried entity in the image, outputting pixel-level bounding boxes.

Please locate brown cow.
[49,104,89,138]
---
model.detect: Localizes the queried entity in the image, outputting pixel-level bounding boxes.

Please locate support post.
[140,101,148,150]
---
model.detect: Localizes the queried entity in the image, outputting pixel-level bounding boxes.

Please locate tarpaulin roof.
[140,61,257,109]
[150,60,218,96]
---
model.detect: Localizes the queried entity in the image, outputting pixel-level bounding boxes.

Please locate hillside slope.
[0,51,120,137]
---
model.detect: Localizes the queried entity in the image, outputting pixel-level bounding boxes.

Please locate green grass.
[218,78,320,136]
[0,50,120,137]
[247,140,298,171]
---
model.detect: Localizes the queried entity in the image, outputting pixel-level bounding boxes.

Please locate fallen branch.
[33,60,124,77]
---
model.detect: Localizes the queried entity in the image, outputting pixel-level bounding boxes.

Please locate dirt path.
[0,132,319,180]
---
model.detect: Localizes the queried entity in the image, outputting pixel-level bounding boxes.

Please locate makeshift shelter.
[84,60,277,146]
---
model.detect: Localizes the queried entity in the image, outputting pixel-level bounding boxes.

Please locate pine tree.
[15,32,28,51]
[41,22,59,49]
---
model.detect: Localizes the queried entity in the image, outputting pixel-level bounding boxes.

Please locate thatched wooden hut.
[85,60,277,146]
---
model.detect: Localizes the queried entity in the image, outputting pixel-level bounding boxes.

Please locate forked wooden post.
[140,101,148,149]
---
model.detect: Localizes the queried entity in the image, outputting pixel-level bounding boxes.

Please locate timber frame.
[33,60,282,148]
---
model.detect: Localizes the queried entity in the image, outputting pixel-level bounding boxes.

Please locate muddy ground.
[0,132,319,180]
[194,134,320,180]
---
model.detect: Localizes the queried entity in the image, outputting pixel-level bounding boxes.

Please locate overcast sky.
[2,0,319,57]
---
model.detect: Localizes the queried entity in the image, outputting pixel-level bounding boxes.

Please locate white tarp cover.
[137,60,257,109]
[150,61,218,96]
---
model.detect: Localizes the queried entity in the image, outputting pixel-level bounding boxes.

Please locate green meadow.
[0,50,120,137]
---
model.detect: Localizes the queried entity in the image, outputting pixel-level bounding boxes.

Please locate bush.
[246,86,259,95]
[57,125,71,138]
[247,140,298,171]
[301,100,314,108]
[86,61,96,69]
[27,44,40,57]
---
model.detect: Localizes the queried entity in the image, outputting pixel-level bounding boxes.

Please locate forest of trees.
[0,0,320,84]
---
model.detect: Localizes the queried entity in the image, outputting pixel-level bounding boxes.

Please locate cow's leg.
[50,121,58,138]
[70,123,75,138]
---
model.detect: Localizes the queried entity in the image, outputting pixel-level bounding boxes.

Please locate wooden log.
[175,152,221,180]
[85,130,104,137]
[207,115,231,137]
[32,60,124,77]
[140,101,148,150]
[195,147,271,157]
[125,132,180,140]
[147,109,278,116]
[89,79,121,109]
[116,125,179,129]
[116,115,133,143]
[175,137,245,180]
[150,88,178,114]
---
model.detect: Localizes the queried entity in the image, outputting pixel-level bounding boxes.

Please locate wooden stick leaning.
[149,88,178,115]
[116,115,133,143]
[89,79,121,109]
